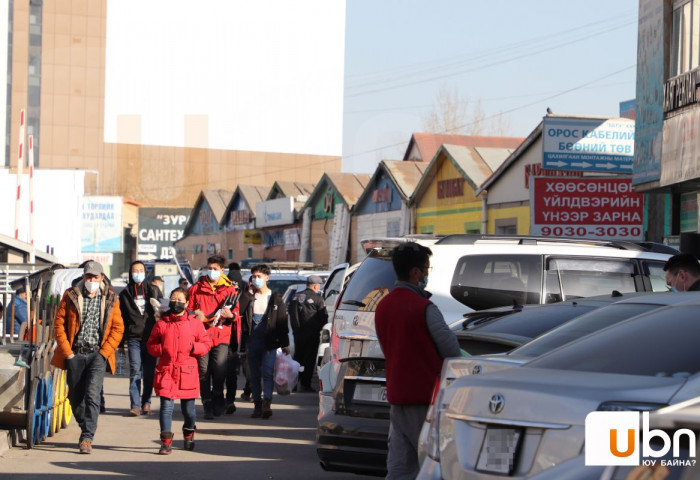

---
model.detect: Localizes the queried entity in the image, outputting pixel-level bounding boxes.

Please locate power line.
[343,81,634,115]
[345,19,636,98]
[342,64,636,160]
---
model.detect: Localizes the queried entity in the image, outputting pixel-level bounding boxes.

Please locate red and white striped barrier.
[14,109,25,240]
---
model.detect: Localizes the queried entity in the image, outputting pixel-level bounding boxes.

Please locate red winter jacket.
[187,275,239,347]
[147,311,212,400]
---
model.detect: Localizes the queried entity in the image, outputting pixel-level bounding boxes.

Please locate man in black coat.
[289,275,328,392]
[239,264,289,419]
[664,253,700,291]
[119,260,160,416]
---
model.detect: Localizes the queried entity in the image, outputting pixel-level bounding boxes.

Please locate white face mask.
[85,281,100,294]
[208,269,221,281]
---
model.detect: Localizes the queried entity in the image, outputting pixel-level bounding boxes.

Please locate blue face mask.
[208,269,221,281]
[418,275,428,290]
[251,277,265,290]
[669,286,679,293]
[132,272,145,284]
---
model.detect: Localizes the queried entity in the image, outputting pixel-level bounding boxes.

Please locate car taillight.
[597,401,667,412]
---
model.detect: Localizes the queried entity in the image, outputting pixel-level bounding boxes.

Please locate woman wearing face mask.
[147,287,212,455]
[118,260,161,416]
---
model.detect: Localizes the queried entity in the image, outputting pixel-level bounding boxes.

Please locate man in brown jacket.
[51,261,124,454]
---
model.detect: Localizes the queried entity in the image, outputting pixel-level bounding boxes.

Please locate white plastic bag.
[274,348,300,395]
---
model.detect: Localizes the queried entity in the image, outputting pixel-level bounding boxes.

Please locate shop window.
[671,0,700,76]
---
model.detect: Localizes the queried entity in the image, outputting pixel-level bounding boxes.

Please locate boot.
[261,398,272,419]
[159,432,174,455]
[251,401,262,418]
[203,401,214,420]
[183,428,196,451]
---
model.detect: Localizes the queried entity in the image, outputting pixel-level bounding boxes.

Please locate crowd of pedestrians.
[49,255,326,456]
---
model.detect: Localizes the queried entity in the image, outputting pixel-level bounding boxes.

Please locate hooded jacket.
[50,279,124,373]
[187,274,239,347]
[147,310,212,400]
[119,267,160,345]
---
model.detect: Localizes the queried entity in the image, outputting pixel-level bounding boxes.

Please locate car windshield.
[511,303,665,358]
[528,304,700,376]
[339,255,395,312]
[267,279,305,295]
[469,303,599,339]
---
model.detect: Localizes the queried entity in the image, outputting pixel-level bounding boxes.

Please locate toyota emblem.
[472,365,482,375]
[489,393,505,414]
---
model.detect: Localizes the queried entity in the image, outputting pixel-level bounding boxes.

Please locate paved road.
[0,375,360,479]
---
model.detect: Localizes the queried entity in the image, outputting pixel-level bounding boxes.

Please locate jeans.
[127,338,156,409]
[66,351,106,442]
[159,397,196,433]
[247,329,276,402]
[225,344,240,404]
[197,343,228,407]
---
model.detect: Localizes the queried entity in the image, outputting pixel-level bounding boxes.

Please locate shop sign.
[138,207,190,259]
[523,163,583,189]
[437,178,465,199]
[543,117,634,172]
[81,196,123,253]
[256,197,294,228]
[663,68,700,114]
[530,177,643,240]
[244,230,262,244]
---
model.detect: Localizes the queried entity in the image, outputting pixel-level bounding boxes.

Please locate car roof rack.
[434,234,664,252]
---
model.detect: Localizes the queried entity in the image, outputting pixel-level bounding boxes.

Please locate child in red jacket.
[147,287,211,454]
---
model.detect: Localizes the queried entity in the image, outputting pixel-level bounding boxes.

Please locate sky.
[341,0,639,174]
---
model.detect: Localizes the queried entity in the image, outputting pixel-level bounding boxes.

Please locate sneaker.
[129,407,141,417]
[141,404,151,416]
[240,392,251,402]
[225,402,237,415]
[79,439,92,454]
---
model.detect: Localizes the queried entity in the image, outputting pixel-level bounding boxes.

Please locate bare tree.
[421,85,510,136]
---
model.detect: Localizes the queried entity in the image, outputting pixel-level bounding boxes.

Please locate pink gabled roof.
[403,133,524,162]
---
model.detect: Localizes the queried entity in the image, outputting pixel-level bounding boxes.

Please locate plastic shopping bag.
[274,348,300,395]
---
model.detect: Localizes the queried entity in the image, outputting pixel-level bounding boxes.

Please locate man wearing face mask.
[118,261,161,416]
[187,255,238,419]
[239,264,290,419]
[50,261,124,454]
[663,253,700,292]
[375,242,460,479]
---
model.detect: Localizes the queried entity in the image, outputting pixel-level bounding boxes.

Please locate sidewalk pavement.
[0,374,356,479]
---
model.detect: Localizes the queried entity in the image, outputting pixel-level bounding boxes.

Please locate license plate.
[352,382,387,403]
[475,427,522,475]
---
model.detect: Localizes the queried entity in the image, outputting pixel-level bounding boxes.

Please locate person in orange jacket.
[187,255,238,419]
[147,287,212,454]
[50,261,124,454]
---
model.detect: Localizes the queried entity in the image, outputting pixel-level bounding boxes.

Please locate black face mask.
[169,301,186,314]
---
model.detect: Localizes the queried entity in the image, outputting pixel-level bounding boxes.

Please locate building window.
[495,218,517,235]
[228,248,233,260]
[671,0,700,76]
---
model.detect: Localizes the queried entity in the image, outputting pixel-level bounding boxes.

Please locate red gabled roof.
[403,133,524,162]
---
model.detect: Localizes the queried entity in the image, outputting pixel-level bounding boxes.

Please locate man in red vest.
[375,242,460,479]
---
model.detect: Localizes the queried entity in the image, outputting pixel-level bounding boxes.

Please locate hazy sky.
[342,0,639,173]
